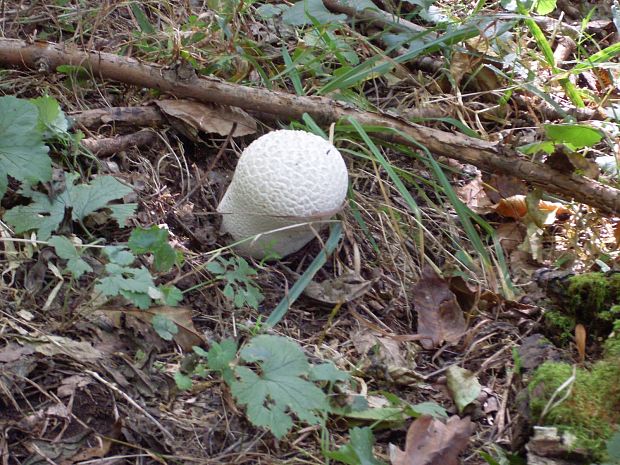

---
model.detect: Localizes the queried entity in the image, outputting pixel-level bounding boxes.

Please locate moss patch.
[544,272,620,344]
[528,331,620,461]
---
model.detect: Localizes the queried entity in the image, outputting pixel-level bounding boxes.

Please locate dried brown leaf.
[100,306,204,351]
[390,415,475,465]
[412,266,467,349]
[154,99,256,137]
[455,172,493,214]
[302,271,375,304]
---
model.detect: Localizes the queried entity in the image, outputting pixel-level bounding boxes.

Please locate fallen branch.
[80,129,158,156]
[70,106,165,129]
[0,38,618,214]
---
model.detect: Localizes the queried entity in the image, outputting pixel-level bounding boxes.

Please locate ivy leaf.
[230,335,328,438]
[48,235,93,278]
[0,96,52,200]
[128,226,177,272]
[282,0,347,26]
[324,427,387,465]
[4,172,136,240]
[152,314,178,340]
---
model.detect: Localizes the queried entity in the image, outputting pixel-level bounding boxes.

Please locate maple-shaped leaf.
[0,96,52,200]
[230,335,328,439]
[4,172,135,239]
[411,266,467,349]
[390,415,474,465]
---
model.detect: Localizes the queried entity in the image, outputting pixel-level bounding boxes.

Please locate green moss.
[566,272,620,322]
[543,310,576,345]
[545,273,620,343]
[528,348,620,461]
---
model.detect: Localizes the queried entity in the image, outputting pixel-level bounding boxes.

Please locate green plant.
[324,426,387,465]
[95,243,182,310]
[206,256,264,309]
[177,334,348,439]
[4,172,135,240]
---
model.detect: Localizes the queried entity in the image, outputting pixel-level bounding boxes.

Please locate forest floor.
[0,1,619,464]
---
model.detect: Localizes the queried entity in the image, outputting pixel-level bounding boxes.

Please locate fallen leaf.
[302,270,375,304]
[100,306,204,351]
[495,222,525,255]
[485,175,527,204]
[0,342,35,363]
[389,415,475,465]
[33,335,103,362]
[455,172,493,214]
[154,99,256,138]
[494,195,571,220]
[412,266,467,349]
[446,366,481,414]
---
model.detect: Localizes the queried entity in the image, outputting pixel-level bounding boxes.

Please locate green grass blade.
[265,222,343,328]
[130,2,155,34]
[281,46,304,96]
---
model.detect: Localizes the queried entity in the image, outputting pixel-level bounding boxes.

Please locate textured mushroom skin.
[217,130,348,259]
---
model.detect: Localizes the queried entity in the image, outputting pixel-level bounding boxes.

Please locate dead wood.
[70,106,165,129]
[0,38,618,214]
[80,129,158,156]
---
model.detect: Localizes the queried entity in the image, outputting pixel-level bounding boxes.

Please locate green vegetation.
[528,331,620,461]
[545,272,620,343]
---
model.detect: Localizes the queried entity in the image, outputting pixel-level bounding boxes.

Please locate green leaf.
[544,124,603,149]
[255,3,288,18]
[95,264,155,309]
[174,371,193,391]
[446,365,481,414]
[31,96,69,139]
[309,362,349,383]
[103,246,135,266]
[324,427,387,465]
[205,338,237,383]
[230,335,327,438]
[48,235,93,278]
[607,431,620,460]
[152,314,178,341]
[0,96,52,200]
[282,0,347,26]
[535,0,556,15]
[130,2,155,33]
[158,285,183,306]
[409,401,448,419]
[128,226,177,272]
[4,172,135,240]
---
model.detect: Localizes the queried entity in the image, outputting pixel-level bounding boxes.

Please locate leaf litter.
[1,1,618,464]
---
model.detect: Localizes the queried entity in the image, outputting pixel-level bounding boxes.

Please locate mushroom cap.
[217,129,348,258]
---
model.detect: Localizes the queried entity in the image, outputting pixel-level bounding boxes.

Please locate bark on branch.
[0,38,618,214]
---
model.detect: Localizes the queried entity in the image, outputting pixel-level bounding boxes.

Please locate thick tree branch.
[0,38,618,214]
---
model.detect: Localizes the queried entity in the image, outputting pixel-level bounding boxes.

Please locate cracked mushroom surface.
[217,129,349,259]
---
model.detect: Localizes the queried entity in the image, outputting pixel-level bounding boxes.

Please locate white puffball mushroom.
[217,129,348,259]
